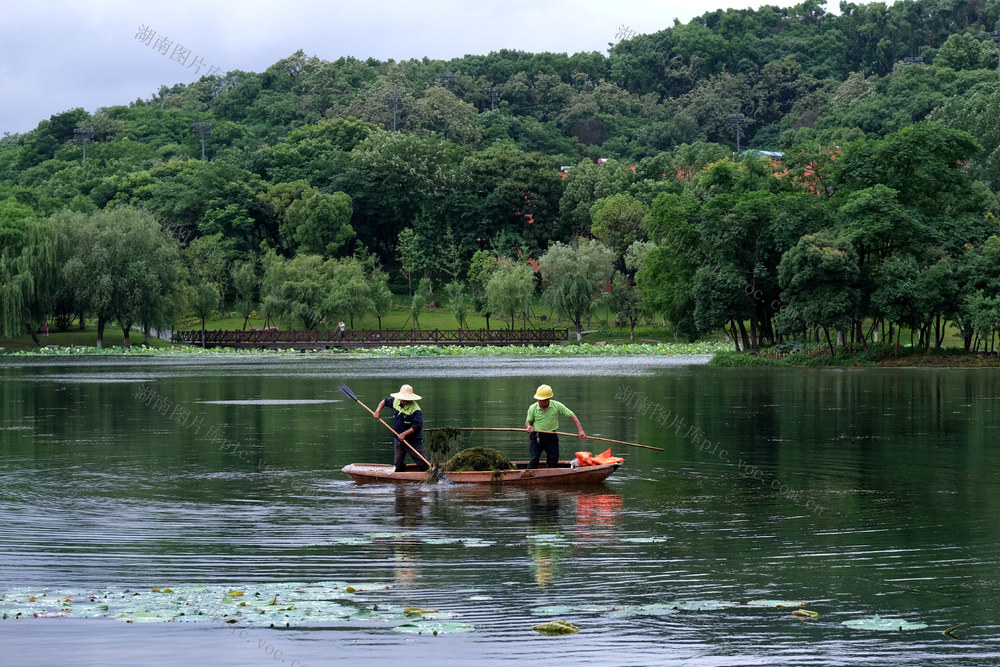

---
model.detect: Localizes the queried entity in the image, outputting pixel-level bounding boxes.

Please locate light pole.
[384,92,404,132]
[729,113,747,154]
[73,127,93,163]
[192,122,212,160]
[484,86,500,111]
[991,31,1000,83]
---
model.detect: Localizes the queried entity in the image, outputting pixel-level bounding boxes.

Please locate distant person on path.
[338,320,345,341]
[374,384,428,472]
[525,384,586,469]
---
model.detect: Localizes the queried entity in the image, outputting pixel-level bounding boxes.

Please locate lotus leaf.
[671,600,740,610]
[842,615,928,632]
[392,621,475,634]
[621,537,668,543]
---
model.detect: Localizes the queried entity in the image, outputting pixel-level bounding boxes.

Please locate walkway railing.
[173,327,570,349]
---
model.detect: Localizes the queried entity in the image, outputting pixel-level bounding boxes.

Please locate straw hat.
[534,384,554,400]
[391,384,422,401]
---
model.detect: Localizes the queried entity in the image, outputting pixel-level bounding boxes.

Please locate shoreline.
[0,341,996,367]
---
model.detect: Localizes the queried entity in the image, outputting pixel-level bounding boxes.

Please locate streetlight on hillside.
[484,86,500,111]
[991,31,1000,83]
[729,113,747,154]
[73,127,93,163]
[385,92,404,132]
[192,122,212,160]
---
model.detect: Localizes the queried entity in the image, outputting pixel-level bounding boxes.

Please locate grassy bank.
[710,342,1000,368]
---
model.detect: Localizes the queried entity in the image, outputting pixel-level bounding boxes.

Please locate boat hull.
[341,461,620,485]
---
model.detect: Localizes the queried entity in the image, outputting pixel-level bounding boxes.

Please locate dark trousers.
[528,432,559,469]
[394,438,428,472]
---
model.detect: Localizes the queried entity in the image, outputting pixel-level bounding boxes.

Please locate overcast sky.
[1,0,805,136]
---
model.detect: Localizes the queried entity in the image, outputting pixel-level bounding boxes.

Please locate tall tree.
[775,231,860,357]
[62,207,181,348]
[590,193,649,269]
[323,257,372,328]
[282,190,355,257]
[369,267,393,330]
[0,215,71,345]
[260,254,332,329]
[485,262,535,329]
[538,239,615,337]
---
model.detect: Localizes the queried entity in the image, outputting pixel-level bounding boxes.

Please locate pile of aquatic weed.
[425,427,466,465]
[444,447,513,472]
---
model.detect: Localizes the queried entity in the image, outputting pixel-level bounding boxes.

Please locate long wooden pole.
[451,427,663,451]
[338,384,437,472]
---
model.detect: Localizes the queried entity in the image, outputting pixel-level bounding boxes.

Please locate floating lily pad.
[670,600,740,610]
[533,620,580,635]
[791,609,819,619]
[745,600,803,608]
[842,615,928,632]
[116,611,176,623]
[370,532,419,540]
[308,537,372,546]
[605,605,672,618]
[392,621,475,634]
[340,583,392,592]
[418,611,460,620]
[530,604,615,616]
[421,537,495,547]
[530,605,577,615]
[0,582,396,628]
[620,537,668,543]
[632,603,680,616]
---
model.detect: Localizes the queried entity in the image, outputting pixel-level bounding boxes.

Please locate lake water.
[1,355,999,666]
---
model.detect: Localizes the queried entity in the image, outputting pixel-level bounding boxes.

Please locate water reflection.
[522,487,624,587]
[575,488,625,544]
[4,358,1000,666]
[390,486,425,588]
[526,490,564,587]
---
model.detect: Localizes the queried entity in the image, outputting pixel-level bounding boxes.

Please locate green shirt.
[526,400,575,432]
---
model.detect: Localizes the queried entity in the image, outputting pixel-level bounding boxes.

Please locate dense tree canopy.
[7,0,1000,350]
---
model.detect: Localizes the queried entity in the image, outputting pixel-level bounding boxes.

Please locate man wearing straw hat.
[374,384,428,472]
[525,384,586,469]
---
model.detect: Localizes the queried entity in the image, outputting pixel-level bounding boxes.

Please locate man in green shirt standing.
[525,384,586,469]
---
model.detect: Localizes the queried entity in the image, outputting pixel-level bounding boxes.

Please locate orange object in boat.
[575,448,624,466]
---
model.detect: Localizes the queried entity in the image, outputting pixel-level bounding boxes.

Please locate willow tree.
[538,239,615,338]
[323,257,372,328]
[485,262,534,329]
[62,207,182,348]
[0,215,71,345]
[260,253,332,329]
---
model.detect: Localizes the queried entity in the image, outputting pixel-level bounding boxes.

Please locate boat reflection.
[523,487,624,588]
[390,486,425,588]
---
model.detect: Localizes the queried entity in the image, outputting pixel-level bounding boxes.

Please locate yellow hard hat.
[534,384,554,400]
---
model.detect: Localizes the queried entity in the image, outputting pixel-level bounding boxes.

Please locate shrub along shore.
[1,330,995,367]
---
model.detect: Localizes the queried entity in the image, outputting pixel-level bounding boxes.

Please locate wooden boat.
[341,461,620,485]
